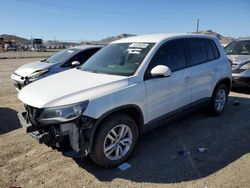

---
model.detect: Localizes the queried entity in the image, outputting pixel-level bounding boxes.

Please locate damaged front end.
[17,102,95,157]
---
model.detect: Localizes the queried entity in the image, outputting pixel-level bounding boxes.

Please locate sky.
[1,0,250,41]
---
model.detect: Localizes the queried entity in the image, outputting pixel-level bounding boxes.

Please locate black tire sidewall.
[90,113,138,168]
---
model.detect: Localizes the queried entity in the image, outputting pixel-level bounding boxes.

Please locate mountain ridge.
[0,31,234,45]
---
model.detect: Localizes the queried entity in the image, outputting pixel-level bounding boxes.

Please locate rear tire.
[210,83,228,115]
[90,113,138,168]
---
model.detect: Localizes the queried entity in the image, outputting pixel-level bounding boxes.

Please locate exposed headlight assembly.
[37,101,88,124]
[241,61,250,69]
[27,69,49,81]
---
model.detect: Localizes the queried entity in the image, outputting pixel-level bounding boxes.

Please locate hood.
[14,61,52,77]
[227,55,250,65]
[18,69,129,108]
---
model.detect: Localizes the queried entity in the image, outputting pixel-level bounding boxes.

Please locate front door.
[144,39,192,123]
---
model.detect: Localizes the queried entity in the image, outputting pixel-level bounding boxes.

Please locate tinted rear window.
[186,38,219,66]
[209,40,220,59]
[187,38,208,66]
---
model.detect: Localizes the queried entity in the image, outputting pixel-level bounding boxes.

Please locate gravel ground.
[0,58,250,188]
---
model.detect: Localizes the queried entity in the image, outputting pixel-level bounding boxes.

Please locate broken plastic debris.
[233,100,240,106]
[198,145,208,153]
[178,150,191,157]
[118,162,131,171]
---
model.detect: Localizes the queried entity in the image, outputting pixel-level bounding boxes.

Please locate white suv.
[17,33,232,167]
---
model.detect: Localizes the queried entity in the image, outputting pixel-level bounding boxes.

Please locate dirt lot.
[0,57,250,188]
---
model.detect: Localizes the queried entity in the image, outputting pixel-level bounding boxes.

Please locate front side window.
[225,40,250,55]
[72,48,101,64]
[81,43,154,76]
[149,39,186,72]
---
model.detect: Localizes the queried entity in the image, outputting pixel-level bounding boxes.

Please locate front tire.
[210,83,228,115]
[90,113,138,168]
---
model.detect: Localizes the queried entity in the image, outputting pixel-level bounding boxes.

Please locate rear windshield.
[225,40,250,55]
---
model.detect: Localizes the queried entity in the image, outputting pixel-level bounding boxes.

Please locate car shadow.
[0,107,21,135]
[73,95,250,183]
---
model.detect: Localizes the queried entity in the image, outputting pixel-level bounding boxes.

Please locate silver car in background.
[225,38,250,86]
[11,45,103,91]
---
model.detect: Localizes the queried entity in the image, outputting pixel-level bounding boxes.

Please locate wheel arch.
[88,104,144,153]
[213,77,232,95]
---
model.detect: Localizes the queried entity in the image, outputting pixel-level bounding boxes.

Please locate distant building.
[31,38,46,51]
[0,38,4,51]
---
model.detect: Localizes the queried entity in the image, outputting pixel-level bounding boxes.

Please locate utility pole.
[196,18,200,34]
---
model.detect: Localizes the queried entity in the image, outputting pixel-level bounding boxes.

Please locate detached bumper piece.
[17,112,53,144]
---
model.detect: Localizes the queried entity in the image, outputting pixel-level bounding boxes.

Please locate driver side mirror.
[71,61,81,67]
[150,65,171,78]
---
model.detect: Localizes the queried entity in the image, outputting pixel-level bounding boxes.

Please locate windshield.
[225,40,250,55]
[81,43,154,76]
[44,48,81,63]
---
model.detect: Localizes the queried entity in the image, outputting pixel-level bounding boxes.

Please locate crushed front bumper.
[18,112,53,144]
[17,111,93,157]
[11,73,26,91]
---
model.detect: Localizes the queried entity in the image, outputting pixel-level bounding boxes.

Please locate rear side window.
[186,38,208,66]
[209,40,219,58]
[150,39,186,72]
[186,38,220,66]
[205,40,214,60]
[204,39,220,61]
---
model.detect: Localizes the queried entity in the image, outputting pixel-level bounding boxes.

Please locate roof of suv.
[112,33,217,44]
[70,45,104,50]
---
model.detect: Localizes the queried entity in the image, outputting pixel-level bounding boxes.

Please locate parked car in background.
[225,38,250,86]
[11,45,103,91]
[17,33,231,168]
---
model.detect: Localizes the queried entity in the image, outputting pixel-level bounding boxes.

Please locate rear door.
[144,39,192,123]
[185,38,220,103]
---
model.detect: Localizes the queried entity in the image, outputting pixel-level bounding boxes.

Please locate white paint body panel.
[18,69,129,108]
[18,33,232,126]
[145,69,191,122]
